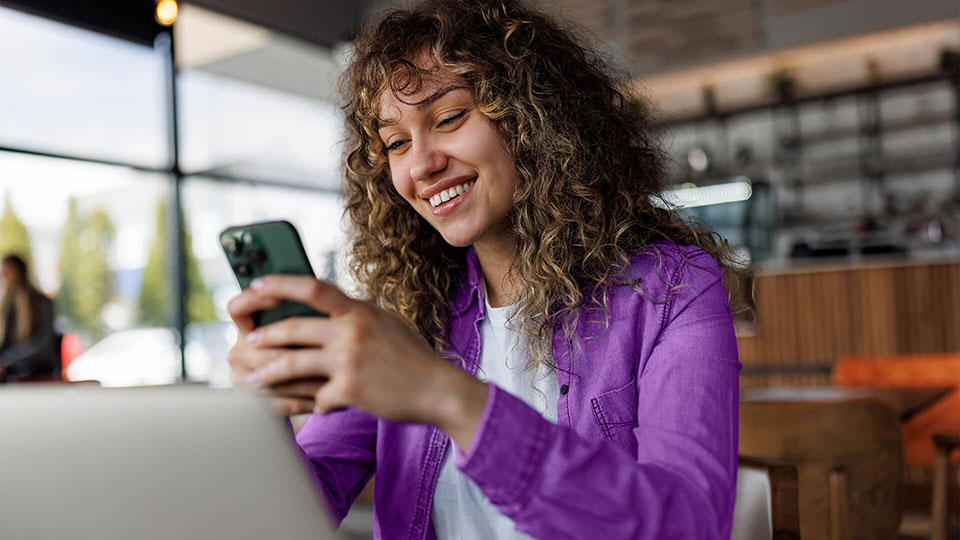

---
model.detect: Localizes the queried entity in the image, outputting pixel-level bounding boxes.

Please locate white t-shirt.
[431,290,558,540]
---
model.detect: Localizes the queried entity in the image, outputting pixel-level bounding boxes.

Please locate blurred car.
[65,322,234,387]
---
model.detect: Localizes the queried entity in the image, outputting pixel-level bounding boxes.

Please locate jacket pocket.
[590,376,638,455]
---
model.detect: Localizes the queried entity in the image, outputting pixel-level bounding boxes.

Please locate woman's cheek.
[390,171,415,202]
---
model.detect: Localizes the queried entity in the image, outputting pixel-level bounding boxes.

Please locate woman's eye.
[386,140,407,153]
[438,109,467,127]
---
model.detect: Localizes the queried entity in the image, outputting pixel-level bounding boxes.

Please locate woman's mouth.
[429,179,474,208]
[428,179,475,216]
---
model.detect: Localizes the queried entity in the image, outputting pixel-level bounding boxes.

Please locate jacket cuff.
[452,382,551,510]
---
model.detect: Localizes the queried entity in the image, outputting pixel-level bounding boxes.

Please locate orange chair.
[832,353,960,466]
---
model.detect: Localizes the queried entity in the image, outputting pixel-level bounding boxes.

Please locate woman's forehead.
[376,72,469,124]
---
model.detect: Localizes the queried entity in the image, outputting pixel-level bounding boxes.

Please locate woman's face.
[377,70,519,249]
[0,263,16,290]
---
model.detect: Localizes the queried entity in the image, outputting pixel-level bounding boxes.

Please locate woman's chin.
[440,234,475,249]
[437,228,479,249]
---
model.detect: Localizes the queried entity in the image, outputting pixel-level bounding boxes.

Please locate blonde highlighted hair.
[341,0,751,367]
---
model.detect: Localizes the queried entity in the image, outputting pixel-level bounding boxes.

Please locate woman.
[228,1,747,538]
[0,254,59,382]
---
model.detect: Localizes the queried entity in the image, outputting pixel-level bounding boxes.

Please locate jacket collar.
[449,247,484,317]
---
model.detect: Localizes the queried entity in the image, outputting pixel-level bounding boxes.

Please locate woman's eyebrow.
[377,85,469,128]
[413,85,468,110]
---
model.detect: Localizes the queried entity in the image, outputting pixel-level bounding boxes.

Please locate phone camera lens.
[223,237,239,254]
[235,263,251,277]
[247,248,264,265]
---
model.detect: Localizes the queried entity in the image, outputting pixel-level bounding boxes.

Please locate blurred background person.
[0,254,59,382]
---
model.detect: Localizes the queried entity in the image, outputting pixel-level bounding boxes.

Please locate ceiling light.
[686,146,710,172]
[156,0,178,27]
[659,177,753,209]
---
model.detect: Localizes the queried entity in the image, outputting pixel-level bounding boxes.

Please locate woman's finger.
[312,379,350,415]
[267,396,315,416]
[227,342,286,375]
[249,316,339,348]
[268,378,328,399]
[252,348,335,387]
[250,275,353,317]
[227,290,281,334]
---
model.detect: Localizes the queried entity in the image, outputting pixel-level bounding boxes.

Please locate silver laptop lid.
[0,385,337,540]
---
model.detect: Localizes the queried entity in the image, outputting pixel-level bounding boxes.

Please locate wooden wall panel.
[772,0,846,16]
[948,264,960,351]
[737,260,960,386]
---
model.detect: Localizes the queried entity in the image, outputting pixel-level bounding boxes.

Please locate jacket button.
[560,384,569,395]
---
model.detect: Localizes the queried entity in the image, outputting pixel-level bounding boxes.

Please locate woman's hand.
[226,283,324,415]
[228,275,489,449]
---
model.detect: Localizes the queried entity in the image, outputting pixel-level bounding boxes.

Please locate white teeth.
[428,180,475,207]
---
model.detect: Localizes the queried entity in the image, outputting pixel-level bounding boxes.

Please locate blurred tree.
[56,199,115,339]
[0,194,34,269]
[137,202,170,327]
[137,200,215,326]
[183,208,216,324]
[55,199,82,328]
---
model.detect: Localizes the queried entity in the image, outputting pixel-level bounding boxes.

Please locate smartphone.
[219,220,327,327]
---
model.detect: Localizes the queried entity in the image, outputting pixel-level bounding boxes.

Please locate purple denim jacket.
[295,242,741,539]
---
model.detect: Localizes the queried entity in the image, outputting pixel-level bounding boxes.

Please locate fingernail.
[246,370,263,386]
[245,330,260,343]
[250,278,265,290]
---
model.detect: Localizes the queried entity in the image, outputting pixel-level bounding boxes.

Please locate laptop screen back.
[0,386,337,540]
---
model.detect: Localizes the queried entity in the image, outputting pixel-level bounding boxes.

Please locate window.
[0,4,349,386]
[180,178,348,385]
[0,151,176,386]
[0,7,167,167]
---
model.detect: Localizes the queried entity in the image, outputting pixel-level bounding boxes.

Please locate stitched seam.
[561,337,572,425]
[410,307,482,539]
[426,434,449,539]
[406,427,442,540]
[591,398,613,440]
[658,257,687,335]
[603,420,637,426]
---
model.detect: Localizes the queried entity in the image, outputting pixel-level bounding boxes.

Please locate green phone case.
[219,220,327,327]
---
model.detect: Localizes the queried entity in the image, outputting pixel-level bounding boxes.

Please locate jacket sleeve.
[293,407,378,527]
[452,269,741,539]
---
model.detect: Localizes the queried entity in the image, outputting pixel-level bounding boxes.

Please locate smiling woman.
[226,1,749,539]
[377,79,520,264]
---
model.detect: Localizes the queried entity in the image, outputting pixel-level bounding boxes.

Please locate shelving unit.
[657,68,960,262]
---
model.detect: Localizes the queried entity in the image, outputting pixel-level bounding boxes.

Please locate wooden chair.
[932,433,960,540]
[733,456,800,540]
[740,398,903,540]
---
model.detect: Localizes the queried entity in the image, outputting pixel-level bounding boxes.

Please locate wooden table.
[741,386,954,421]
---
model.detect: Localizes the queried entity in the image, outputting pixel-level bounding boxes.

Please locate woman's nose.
[409,140,448,182]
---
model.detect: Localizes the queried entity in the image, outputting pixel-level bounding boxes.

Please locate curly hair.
[342,0,751,367]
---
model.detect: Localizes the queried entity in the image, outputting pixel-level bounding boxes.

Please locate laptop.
[0,385,339,540]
